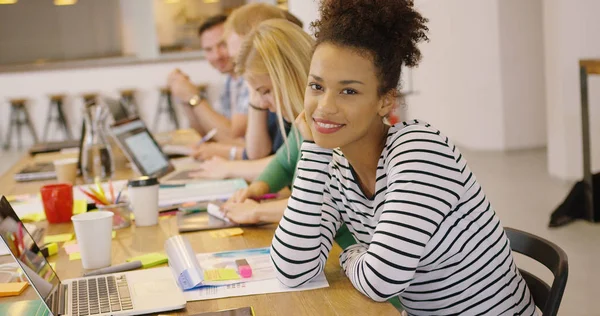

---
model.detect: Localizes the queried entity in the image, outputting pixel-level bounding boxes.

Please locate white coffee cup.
[128,176,159,227]
[72,211,113,270]
[53,158,79,184]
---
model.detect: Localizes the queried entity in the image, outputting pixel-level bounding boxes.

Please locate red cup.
[40,183,74,224]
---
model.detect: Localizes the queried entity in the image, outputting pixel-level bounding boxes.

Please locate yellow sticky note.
[69,252,81,261]
[112,231,116,239]
[21,212,46,222]
[127,253,168,268]
[73,199,87,215]
[0,282,29,297]
[204,268,240,282]
[44,233,73,244]
[209,228,244,238]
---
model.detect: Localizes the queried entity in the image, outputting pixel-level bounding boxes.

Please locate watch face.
[189,95,199,106]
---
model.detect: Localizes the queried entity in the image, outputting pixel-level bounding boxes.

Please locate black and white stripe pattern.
[271,120,537,315]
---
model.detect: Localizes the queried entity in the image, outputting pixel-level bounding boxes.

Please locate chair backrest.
[505,227,569,316]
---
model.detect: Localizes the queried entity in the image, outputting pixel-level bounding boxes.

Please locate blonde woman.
[193,19,310,223]
[190,4,303,162]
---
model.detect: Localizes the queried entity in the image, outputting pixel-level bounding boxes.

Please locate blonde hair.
[236,19,314,155]
[223,3,303,39]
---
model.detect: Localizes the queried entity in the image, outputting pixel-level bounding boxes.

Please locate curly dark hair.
[311,0,429,95]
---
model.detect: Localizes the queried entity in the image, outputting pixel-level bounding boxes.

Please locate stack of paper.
[158,179,247,207]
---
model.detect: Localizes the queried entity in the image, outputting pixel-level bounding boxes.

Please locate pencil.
[78,187,108,206]
[109,180,115,204]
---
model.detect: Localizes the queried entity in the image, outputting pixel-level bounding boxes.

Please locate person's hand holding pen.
[230,182,270,203]
[220,199,261,224]
[188,156,232,179]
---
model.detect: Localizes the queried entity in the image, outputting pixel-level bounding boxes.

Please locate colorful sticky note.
[112,231,116,239]
[63,240,77,248]
[203,268,240,282]
[64,243,80,255]
[73,199,87,215]
[20,213,46,222]
[0,282,29,297]
[19,199,86,223]
[209,228,244,238]
[69,252,81,261]
[44,233,73,244]
[126,253,168,269]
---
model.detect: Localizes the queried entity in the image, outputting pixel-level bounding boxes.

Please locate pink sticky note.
[64,243,80,255]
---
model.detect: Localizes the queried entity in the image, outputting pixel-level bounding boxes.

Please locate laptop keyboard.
[71,275,133,315]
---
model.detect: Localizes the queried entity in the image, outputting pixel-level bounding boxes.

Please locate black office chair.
[505,227,568,316]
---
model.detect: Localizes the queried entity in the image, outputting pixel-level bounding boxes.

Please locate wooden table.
[579,59,600,222]
[0,142,399,315]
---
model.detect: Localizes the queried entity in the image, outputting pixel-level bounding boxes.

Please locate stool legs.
[154,90,180,130]
[121,94,139,117]
[43,98,72,141]
[4,104,38,150]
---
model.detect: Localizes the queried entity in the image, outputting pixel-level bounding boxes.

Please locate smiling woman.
[271,0,539,315]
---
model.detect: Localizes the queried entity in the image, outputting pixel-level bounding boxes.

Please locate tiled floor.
[0,147,597,314]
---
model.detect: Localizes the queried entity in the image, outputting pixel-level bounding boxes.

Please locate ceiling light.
[54,0,77,5]
[0,0,17,4]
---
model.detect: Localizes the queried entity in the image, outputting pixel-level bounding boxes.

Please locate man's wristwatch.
[188,94,202,107]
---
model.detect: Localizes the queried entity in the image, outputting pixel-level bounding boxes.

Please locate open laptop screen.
[0,196,60,311]
[110,118,174,178]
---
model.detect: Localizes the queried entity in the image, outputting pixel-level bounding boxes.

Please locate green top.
[256,127,301,193]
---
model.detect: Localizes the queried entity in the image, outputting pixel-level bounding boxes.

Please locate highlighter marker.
[235,259,252,278]
[40,243,58,257]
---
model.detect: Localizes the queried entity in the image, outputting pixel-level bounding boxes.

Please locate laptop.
[0,196,186,315]
[15,124,86,182]
[109,118,202,183]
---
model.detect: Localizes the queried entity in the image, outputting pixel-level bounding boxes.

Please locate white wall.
[498,0,547,150]
[287,0,319,35]
[543,0,600,180]
[409,0,506,150]
[0,59,224,147]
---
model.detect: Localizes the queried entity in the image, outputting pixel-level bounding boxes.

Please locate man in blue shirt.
[168,15,248,148]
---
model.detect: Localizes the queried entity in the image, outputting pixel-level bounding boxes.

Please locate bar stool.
[4,99,38,150]
[119,89,139,117]
[82,93,98,107]
[43,94,72,141]
[154,87,180,130]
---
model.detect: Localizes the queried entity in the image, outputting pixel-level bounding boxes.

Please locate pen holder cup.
[97,203,131,230]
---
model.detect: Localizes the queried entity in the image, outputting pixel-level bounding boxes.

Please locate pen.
[250,193,280,202]
[83,260,143,277]
[197,128,217,145]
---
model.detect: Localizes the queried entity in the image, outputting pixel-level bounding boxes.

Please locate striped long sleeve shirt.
[271,121,537,315]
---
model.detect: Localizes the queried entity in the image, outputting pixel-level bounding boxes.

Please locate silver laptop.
[109,118,202,183]
[0,196,186,315]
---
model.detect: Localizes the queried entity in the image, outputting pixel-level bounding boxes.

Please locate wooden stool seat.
[120,89,135,97]
[9,99,26,105]
[82,93,98,106]
[49,94,66,102]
